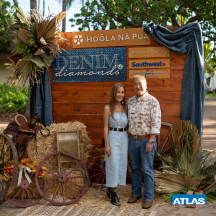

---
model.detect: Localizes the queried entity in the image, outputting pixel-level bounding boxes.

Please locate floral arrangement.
[88,147,105,168]
[0,158,46,182]
[6,7,69,88]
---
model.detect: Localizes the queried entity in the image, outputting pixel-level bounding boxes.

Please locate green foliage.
[0,0,16,51]
[206,193,216,202]
[162,192,180,204]
[0,83,28,114]
[205,92,216,98]
[204,43,216,77]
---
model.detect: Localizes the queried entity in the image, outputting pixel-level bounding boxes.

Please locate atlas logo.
[132,61,167,67]
[172,195,206,205]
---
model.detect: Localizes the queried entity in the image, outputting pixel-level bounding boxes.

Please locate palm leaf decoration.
[6,8,69,88]
[155,121,216,193]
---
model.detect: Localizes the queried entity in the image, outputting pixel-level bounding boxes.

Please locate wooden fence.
[49,26,185,150]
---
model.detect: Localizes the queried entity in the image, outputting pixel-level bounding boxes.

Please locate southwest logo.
[172,194,206,205]
[132,61,167,67]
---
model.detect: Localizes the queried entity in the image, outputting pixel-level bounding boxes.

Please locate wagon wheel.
[2,172,47,207]
[35,151,89,206]
[154,122,173,168]
[0,134,19,205]
[86,151,106,189]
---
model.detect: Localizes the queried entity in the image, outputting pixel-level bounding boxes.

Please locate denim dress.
[105,113,128,187]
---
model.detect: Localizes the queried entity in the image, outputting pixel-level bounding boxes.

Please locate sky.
[8,0,82,32]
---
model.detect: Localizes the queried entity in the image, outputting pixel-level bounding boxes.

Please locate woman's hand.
[105,144,111,157]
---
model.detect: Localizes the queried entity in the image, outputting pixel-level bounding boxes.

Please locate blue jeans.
[128,137,157,201]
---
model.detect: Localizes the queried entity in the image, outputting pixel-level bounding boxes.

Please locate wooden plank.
[52,102,181,116]
[53,113,181,128]
[53,114,103,127]
[161,116,181,124]
[72,28,151,49]
[51,78,183,91]
[87,126,172,141]
[170,65,184,70]
[129,59,170,69]
[60,32,73,50]
[170,52,187,60]
[128,47,170,58]
[52,91,181,103]
[129,69,170,79]
[170,59,186,66]
[170,69,184,78]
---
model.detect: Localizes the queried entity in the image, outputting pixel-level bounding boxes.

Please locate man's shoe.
[128,195,141,203]
[142,201,153,209]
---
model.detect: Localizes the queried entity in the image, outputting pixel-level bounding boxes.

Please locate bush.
[0,83,28,114]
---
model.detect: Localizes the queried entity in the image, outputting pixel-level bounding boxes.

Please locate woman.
[103,83,128,206]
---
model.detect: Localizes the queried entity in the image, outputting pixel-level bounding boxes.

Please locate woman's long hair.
[109,83,127,120]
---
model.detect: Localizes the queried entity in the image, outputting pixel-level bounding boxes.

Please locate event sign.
[129,69,170,78]
[129,59,170,69]
[52,47,127,83]
[72,28,150,48]
[128,47,170,58]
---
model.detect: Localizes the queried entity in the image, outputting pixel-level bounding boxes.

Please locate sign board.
[52,47,127,83]
[129,59,170,69]
[72,28,150,48]
[128,47,170,58]
[129,69,170,78]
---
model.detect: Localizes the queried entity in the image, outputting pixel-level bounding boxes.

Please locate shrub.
[0,83,28,114]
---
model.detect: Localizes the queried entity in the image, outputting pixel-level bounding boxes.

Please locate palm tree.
[57,0,76,32]
[30,0,37,10]
[13,0,18,7]
[38,0,40,11]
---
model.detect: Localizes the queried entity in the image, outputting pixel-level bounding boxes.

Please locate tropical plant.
[5,7,69,89]
[204,43,216,78]
[0,82,28,114]
[56,0,76,32]
[30,0,37,10]
[155,121,216,193]
[0,0,16,51]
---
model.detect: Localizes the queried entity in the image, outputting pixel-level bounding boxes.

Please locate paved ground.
[202,98,216,150]
[0,98,216,215]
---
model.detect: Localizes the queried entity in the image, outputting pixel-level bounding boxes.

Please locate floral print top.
[127,92,161,136]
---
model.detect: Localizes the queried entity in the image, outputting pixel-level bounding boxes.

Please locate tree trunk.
[30,0,37,11]
[13,0,19,7]
[43,0,45,16]
[62,0,66,32]
[82,0,84,7]
[38,0,41,11]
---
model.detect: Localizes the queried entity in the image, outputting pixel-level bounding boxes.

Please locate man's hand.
[145,142,153,153]
[105,144,111,157]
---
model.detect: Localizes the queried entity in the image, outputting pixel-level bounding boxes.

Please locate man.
[127,75,161,209]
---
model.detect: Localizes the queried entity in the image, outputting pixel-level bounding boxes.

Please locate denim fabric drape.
[144,23,205,135]
[30,69,53,126]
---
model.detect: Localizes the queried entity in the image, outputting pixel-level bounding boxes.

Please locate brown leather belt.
[131,134,150,140]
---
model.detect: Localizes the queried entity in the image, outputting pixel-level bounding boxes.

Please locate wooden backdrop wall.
[49,26,185,151]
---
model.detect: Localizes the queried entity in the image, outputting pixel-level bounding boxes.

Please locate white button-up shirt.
[127,92,161,136]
